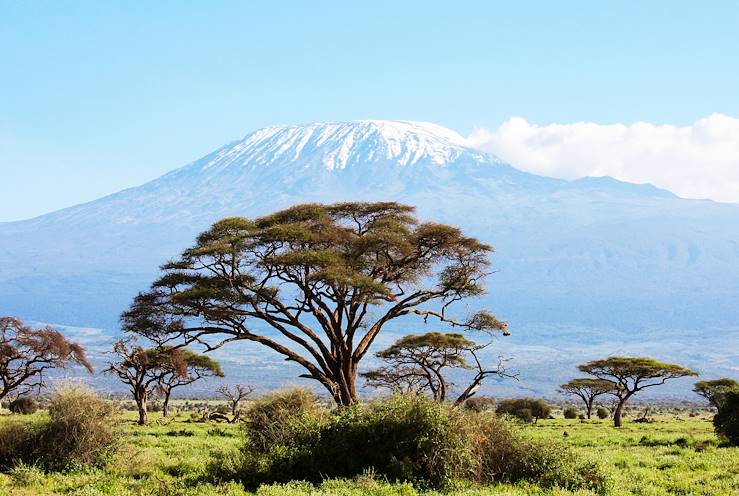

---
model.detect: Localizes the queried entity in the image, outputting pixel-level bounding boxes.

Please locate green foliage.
[713,390,739,445]
[563,406,578,419]
[243,387,320,451]
[218,394,602,492]
[496,398,551,423]
[596,407,610,419]
[463,396,495,412]
[0,383,118,470]
[9,396,38,414]
[694,378,739,413]
[578,356,698,390]
[0,408,736,495]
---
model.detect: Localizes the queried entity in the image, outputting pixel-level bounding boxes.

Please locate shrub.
[215,393,607,493]
[563,406,578,419]
[463,396,495,412]
[244,387,319,451]
[596,407,609,419]
[496,398,551,423]
[714,390,739,445]
[0,383,118,470]
[8,397,38,415]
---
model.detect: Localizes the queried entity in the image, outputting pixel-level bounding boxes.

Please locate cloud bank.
[468,113,739,204]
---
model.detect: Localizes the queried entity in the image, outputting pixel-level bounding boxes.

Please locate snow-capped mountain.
[1,120,738,393]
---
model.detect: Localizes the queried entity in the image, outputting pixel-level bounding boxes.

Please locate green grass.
[0,409,736,495]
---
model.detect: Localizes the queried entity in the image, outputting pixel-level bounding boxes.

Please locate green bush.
[496,398,551,423]
[463,396,495,412]
[714,390,739,445]
[563,406,578,419]
[8,397,38,415]
[596,407,610,419]
[0,383,118,470]
[244,387,319,451]
[214,393,607,493]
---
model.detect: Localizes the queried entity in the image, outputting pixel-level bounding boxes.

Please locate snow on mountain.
[1,120,738,394]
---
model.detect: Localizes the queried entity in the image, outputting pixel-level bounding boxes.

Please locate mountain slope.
[1,120,738,393]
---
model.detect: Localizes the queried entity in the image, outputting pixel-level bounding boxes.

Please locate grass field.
[0,409,737,496]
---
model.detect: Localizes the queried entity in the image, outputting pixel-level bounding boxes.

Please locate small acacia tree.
[361,332,511,404]
[0,316,93,400]
[578,356,698,427]
[156,348,223,417]
[105,341,161,425]
[693,378,739,416]
[559,378,616,419]
[106,341,220,424]
[122,202,506,406]
[217,384,254,417]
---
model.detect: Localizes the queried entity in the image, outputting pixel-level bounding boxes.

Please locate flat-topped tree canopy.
[694,378,739,414]
[122,201,506,405]
[363,331,512,404]
[578,356,698,426]
[560,378,617,418]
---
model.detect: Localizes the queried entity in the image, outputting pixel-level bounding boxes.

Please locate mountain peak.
[190,120,487,174]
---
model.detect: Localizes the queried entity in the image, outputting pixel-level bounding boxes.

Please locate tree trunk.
[586,398,594,419]
[135,389,149,425]
[231,401,238,417]
[162,391,171,417]
[613,400,626,427]
[328,359,359,406]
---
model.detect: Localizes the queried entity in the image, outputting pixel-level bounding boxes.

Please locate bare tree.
[0,316,93,400]
[216,384,254,418]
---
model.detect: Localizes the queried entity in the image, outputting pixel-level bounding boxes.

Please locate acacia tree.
[106,341,219,424]
[559,378,616,419]
[122,202,507,406]
[217,384,254,417]
[106,341,162,425]
[0,316,93,400]
[693,378,739,416]
[578,356,698,427]
[362,332,511,404]
[156,348,223,417]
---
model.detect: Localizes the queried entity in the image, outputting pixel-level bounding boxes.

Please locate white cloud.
[468,113,739,204]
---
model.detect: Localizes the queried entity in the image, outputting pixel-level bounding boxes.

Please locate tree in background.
[496,398,551,423]
[0,317,93,400]
[156,348,223,417]
[578,357,698,427]
[559,378,617,419]
[122,202,507,406]
[361,332,511,404]
[713,390,739,446]
[693,378,739,416]
[105,341,161,425]
[217,384,254,418]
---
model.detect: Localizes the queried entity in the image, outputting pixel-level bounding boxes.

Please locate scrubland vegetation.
[0,388,737,496]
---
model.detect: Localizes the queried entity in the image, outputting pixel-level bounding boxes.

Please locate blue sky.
[2,1,739,221]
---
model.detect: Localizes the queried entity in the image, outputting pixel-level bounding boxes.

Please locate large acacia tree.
[578,356,698,427]
[362,332,511,404]
[122,202,506,405]
[1,316,93,400]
